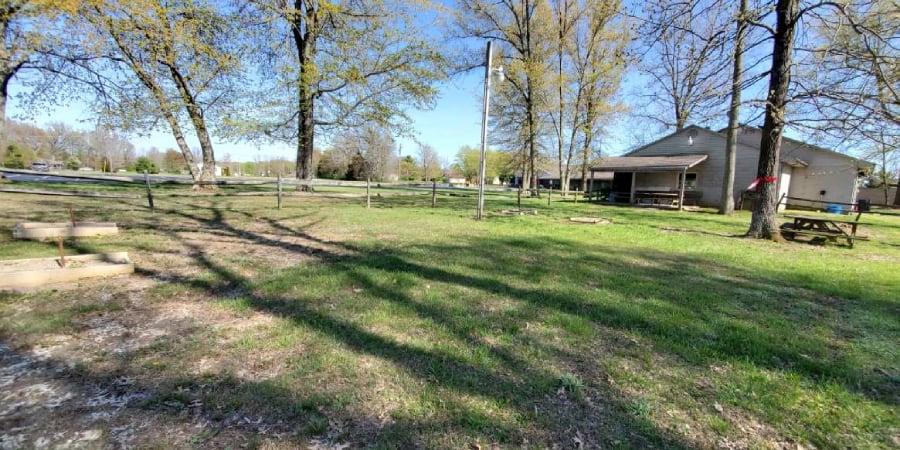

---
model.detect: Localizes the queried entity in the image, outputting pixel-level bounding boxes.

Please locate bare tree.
[747,0,799,239]
[791,0,898,149]
[571,0,628,195]
[747,0,899,236]
[632,0,733,131]
[719,0,749,215]
[455,0,554,192]
[546,0,628,197]
[418,143,441,182]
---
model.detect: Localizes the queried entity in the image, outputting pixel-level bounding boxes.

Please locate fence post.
[517,188,521,210]
[432,179,437,208]
[143,171,154,213]
[277,173,283,210]
[547,188,551,206]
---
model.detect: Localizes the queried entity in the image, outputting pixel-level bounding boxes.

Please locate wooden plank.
[0,252,134,290]
[14,222,119,240]
[0,187,140,199]
[787,230,842,237]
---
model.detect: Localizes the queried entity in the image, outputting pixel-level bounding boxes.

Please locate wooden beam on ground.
[0,252,134,290]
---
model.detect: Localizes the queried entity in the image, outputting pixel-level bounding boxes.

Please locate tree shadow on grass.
[125,226,691,447]
[165,202,897,407]
[13,200,894,447]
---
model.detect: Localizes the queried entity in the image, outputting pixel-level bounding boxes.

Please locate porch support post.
[678,168,687,211]
[630,171,636,204]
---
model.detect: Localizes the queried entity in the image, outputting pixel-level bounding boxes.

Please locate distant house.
[444,171,467,185]
[589,125,873,209]
[511,166,613,192]
[195,163,223,177]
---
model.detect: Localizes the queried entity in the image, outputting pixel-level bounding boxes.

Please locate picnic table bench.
[780,213,868,247]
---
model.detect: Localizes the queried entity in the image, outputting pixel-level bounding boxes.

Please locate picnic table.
[635,191,679,206]
[780,214,867,247]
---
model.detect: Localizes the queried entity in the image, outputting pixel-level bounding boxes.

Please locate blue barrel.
[826,204,843,214]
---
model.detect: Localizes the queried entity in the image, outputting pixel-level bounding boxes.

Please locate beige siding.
[736,127,864,205]
[634,172,679,191]
[857,187,897,205]
[778,165,792,211]
[627,126,867,207]
[629,127,760,206]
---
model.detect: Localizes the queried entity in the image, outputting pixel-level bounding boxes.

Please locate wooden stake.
[547,188,551,206]
[57,235,66,267]
[432,179,437,208]
[67,207,76,227]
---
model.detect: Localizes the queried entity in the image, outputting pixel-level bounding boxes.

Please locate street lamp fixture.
[477,41,503,220]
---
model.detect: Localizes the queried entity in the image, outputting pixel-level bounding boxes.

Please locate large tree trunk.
[193,118,217,188]
[894,169,900,205]
[169,67,216,189]
[291,0,317,192]
[748,0,798,239]
[0,71,9,123]
[158,108,199,180]
[295,92,315,191]
[719,0,747,215]
[0,70,9,150]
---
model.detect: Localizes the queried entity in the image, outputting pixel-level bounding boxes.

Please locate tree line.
[1,0,896,238]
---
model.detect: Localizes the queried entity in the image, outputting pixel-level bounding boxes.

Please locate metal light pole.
[477,41,502,220]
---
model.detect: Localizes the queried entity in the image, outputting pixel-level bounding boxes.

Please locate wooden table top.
[785,215,863,225]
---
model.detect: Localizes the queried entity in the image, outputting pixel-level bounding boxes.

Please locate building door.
[777,165,792,211]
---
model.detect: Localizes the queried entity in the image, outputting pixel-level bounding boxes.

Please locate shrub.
[134,156,159,174]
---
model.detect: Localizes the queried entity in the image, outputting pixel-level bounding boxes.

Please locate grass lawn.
[0,184,897,449]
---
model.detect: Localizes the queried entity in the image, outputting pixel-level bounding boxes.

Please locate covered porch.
[588,154,709,210]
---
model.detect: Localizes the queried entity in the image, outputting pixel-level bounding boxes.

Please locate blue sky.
[7,65,516,165]
[7,66,647,166]
[3,0,786,166]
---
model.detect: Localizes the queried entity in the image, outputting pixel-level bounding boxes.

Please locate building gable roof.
[717,125,875,169]
[590,154,709,172]
[623,125,723,156]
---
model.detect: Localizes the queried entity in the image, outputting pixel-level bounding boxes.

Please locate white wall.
[778,164,792,211]
[737,127,865,205]
[634,172,679,191]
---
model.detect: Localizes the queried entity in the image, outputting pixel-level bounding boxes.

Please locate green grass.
[0,183,897,448]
